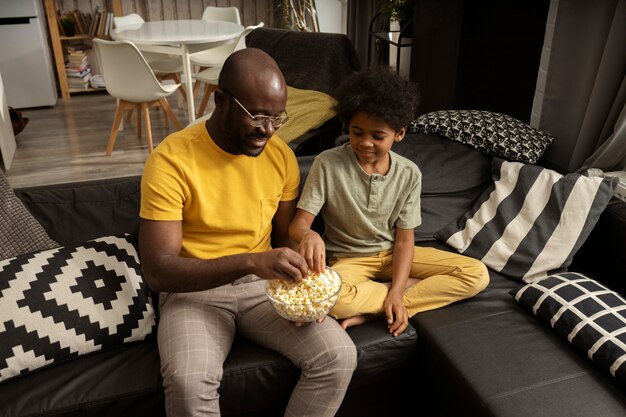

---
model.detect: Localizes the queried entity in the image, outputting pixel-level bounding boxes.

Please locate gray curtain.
[531,0,626,173]
[346,0,380,68]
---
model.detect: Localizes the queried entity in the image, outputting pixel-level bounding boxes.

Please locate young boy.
[289,67,489,336]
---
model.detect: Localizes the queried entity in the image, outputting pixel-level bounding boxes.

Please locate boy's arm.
[386,227,415,336]
[289,209,326,273]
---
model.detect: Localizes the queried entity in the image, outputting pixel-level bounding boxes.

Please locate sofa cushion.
[0,341,164,417]
[219,318,417,416]
[276,86,336,145]
[0,234,156,382]
[511,272,626,388]
[0,169,57,260]
[392,133,493,241]
[411,263,626,417]
[409,110,554,164]
[436,158,618,282]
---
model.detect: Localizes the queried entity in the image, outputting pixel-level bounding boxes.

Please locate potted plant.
[59,15,76,37]
[380,0,414,37]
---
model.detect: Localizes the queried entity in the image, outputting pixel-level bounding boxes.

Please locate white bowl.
[265,268,342,322]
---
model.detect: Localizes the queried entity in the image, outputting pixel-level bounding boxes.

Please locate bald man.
[139,48,357,417]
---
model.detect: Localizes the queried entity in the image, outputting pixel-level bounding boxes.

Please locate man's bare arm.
[139,218,308,293]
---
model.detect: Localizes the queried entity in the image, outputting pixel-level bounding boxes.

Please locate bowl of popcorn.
[266,268,343,322]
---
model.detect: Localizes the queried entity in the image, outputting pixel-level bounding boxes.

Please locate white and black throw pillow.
[511,272,626,387]
[408,110,554,164]
[0,234,156,382]
[437,158,618,282]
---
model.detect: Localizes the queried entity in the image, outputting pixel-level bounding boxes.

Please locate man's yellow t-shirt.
[140,122,300,259]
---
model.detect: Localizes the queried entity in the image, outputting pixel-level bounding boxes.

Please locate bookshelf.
[43,0,122,99]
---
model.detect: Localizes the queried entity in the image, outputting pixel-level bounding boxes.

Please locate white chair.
[93,39,182,156]
[201,6,241,24]
[190,7,242,70]
[113,14,188,102]
[192,23,264,118]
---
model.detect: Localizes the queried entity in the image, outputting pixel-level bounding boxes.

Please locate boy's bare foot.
[340,314,377,330]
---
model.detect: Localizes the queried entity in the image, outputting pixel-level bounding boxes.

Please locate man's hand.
[298,230,326,273]
[384,291,409,337]
[255,247,309,283]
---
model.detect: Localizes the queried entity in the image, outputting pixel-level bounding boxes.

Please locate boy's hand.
[298,230,326,273]
[384,292,408,337]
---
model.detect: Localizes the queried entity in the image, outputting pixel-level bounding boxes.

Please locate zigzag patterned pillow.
[408,110,554,164]
[511,272,626,388]
[0,234,156,382]
[436,158,618,282]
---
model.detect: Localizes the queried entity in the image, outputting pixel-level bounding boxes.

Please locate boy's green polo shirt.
[297,143,421,258]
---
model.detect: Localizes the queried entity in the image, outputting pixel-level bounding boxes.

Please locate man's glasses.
[225,90,289,129]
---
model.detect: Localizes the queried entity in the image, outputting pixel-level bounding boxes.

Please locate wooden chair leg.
[192,79,202,96]
[125,108,134,123]
[172,73,187,102]
[159,98,182,130]
[136,103,142,139]
[192,68,207,96]
[142,102,154,152]
[106,100,128,156]
[196,84,218,118]
[162,105,170,129]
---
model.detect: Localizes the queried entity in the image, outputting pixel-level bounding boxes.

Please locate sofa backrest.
[246,27,361,96]
[15,176,142,247]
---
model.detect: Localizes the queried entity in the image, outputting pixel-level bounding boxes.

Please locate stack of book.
[91,9,114,38]
[65,47,91,90]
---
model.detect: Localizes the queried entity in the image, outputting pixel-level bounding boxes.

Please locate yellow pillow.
[276,86,336,144]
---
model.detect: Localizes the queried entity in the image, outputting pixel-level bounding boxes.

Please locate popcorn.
[266,268,342,322]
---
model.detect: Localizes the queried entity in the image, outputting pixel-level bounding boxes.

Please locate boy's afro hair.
[333,66,420,132]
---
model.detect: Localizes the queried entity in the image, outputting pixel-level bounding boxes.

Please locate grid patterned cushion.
[0,234,156,382]
[0,169,58,259]
[437,158,618,282]
[511,272,626,388]
[409,110,554,164]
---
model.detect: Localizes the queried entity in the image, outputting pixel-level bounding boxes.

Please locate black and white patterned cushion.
[511,272,626,387]
[408,110,554,164]
[0,234,156,382]
[436,158,618,282]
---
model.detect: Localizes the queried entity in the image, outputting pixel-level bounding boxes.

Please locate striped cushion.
[436,158,618,282]
[511,272,626,387]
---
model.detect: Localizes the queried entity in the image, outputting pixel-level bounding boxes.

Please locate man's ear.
[395,127,407,142]
[213,89,227,111]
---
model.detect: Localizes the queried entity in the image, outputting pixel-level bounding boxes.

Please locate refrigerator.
[0,0,57,109]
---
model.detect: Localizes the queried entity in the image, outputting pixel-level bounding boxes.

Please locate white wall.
[315,0,347,34]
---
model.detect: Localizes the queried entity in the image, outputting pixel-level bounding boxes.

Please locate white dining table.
[111,20,243,124]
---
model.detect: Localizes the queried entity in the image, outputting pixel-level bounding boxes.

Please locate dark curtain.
[532,0,626,172]
[346,0,380,68]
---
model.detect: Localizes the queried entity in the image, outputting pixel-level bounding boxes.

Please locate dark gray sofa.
[2,131,626,417]
[3,26,626,417]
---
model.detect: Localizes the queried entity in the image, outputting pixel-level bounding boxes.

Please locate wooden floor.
[2,89,210,189]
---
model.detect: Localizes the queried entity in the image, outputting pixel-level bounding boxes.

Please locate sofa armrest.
[571,198,626,295]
